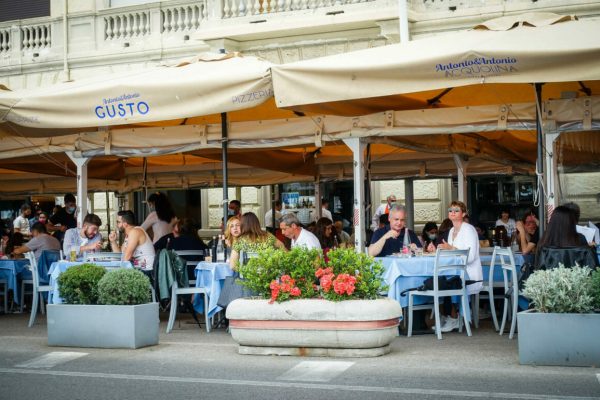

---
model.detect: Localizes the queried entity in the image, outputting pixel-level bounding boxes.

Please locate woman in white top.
[141,192,176,244]
[434,200,483,332]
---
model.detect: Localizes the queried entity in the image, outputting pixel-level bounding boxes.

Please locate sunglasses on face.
[448,207,462,213]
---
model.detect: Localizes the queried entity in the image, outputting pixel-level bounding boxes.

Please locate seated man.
[280,213,321,250]
[368,204,421,257]
[109,210,155,275]
[62,213,103,260]
[12,222,60,259]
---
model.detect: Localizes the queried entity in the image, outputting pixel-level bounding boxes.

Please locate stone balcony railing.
[0,0,598,77]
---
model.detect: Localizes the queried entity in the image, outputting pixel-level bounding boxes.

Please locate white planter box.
[226,298,402,357]
[517,310,600,367]
[47,303,159,349]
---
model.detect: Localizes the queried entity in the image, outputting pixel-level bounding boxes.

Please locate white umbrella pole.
[535,83,546,235]
[66,152,90,228]
[221,112,229,227]
[343,138,366,253]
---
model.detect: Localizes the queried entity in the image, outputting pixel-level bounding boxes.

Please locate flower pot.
[47,303,159,349]
[226,298,402,357]
[517,309,600,367]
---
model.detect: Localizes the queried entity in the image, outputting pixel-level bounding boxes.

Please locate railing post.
[207,0,224,20]
[10,24,21,62]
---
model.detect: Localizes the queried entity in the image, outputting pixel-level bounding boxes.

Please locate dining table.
[48,260,132,304]
[0,258,30,305]
[192,261,234,318]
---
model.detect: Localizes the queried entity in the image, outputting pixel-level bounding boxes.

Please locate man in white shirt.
[265,200,283,233]
[311,199,333,222]
[280,213,321,250]
[63,213,103,259]
[13,204,32,236]
[371,195,396,231]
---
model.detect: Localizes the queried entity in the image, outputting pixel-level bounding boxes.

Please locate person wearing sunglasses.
[435,200,483,332]
[368,204,421,257]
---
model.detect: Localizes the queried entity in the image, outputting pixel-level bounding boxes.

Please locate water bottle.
[216,235,225,262]
[402,228,410,256]
[510,229,520,253]
[333,235,339,249]
[211,236,217,263]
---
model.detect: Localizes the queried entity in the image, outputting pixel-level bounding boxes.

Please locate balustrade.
[161,3,207,33]
[20,24,51,51]
[104,12,151,40]
[222,0,373,18]
[0,29,10,53]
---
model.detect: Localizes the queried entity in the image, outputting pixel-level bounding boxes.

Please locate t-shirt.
[233,234,278,253]
[369,225,422,257]
[292,228,322,250]
[13,215,30,235]
[495,218,516,236]
[264,209,282,229]
[311,208,333,222]
[49,207,77,242]
[26,233,61,259]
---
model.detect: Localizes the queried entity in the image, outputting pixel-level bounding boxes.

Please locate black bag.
[217,272,256,308]
[422,275,463,291]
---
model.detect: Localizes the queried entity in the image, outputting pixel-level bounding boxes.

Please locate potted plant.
[226,247,402,357]
[47,265,159,349]
[517,266,600,366]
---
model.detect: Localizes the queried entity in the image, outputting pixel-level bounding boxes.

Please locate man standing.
[280,213,321,250]
[265,200,283,233]
[12,222,60,259]
[63,213,103,260]
[109,210,155,274]
[368,204,421,257]
[311,198,333,222]
[13,204,32,237]
[228,200,241,219]
[47,193,78,243]
[371,195,396,231]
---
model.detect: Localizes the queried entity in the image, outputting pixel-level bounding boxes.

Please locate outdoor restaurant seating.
[21,249,60,312]
[166,250,210,334]
[24,251,55,328]
[407,248,471,340]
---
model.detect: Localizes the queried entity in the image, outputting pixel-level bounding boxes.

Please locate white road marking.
[15,352,88,369]
[0,367,596,400]
[277,361,354,382]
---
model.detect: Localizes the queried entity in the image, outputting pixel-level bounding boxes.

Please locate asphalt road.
[0,313,599,400]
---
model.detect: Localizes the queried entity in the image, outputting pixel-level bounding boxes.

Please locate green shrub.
[522,266,594,313]
[57,263,106,305]
[591,269,600,309]
[97,268,151,305]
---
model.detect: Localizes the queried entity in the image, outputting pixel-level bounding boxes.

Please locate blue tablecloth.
[0,259,30,304]
[48,260,132,304]
[192,262,234,318]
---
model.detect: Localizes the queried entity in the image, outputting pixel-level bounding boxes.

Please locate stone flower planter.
[517,310,600,367]
[226,298,402,357]
[47,303,159,349]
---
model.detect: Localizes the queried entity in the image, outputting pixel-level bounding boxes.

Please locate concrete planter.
[226,298,402,357]
[517,310,600,367]
[47,303,159,349]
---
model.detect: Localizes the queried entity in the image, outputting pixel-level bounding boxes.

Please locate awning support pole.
[343,138,366,253]
[544,131,561,211]
[221,112,229,227]
[453,154,468,206]
[404,178,414,230]
[535,83,545,236]
[66,152,90,228]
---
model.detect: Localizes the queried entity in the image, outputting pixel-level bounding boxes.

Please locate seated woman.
[141,192,177,244]
[315,217,342,260]
[420,222,438,250]
[229,212,285,270]
[534,206,597,270]
[224,215,241,248]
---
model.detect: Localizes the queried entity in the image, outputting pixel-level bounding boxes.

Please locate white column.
[343,138,366,253]
[66,152,90,227]
[404,178,414,230]
[397,0,409,43]
[453,154,468,205]
[544,132,561,210]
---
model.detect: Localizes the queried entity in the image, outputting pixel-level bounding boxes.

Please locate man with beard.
[63,213,103,261]
[47,193,78,243]
[109,210,155,275]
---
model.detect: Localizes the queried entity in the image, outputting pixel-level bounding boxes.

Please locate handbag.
[217,272,256,308]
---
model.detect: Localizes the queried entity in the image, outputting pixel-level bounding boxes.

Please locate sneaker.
[440,316,459,332]
[431,315,448,330]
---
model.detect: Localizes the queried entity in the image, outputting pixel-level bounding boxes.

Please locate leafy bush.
[239,247,386,303]
[522,266,594,313]
[97,268,151,305]
[591,269,600,309]
[57,263,106,305]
